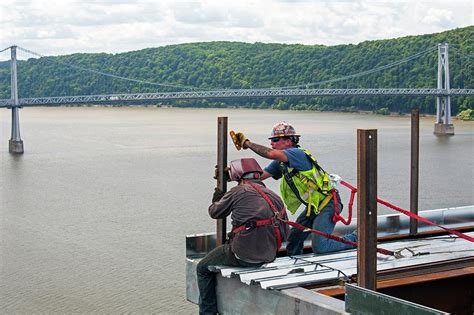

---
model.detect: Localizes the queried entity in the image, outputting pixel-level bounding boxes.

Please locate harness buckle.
[245,220,257,230]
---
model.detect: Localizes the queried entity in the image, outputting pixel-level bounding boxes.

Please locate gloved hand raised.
[212,187,225,203]
[230,130,249,150]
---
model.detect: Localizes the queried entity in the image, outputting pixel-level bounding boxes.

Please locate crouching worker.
[197,158,288,315]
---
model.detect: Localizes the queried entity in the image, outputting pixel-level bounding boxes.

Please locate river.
[1,107,473,313]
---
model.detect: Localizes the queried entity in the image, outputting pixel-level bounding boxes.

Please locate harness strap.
[302,149,331,194]
[249,182,285,249]
[282,164,308,207]
[232,218,274,234]
[231,182,285,250]
[302,149,326,173]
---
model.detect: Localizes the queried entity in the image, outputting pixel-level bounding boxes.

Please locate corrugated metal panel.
[214,232,474,290]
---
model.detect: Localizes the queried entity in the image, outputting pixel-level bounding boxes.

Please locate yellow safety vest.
[280,148,332,216]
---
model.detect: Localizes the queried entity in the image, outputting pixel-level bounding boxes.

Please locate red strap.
[247,182,285,217]
[245,182,285,249]
[282,219,394,256]
[232,218,273,234]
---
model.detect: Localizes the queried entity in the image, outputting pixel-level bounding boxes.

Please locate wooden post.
[410,109,420,236]
[216,117,228,246]
[357,129,377,290]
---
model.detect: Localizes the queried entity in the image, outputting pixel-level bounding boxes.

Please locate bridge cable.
[278,45,438,89]
[16,46,200,91]
[0,46,12,53]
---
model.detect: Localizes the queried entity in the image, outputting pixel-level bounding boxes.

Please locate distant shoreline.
[19,103,450,118]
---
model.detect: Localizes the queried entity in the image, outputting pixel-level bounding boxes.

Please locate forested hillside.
[0,26,472,114]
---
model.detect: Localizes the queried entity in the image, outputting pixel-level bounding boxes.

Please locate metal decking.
[211,232,474,291]
[186,207,474,314]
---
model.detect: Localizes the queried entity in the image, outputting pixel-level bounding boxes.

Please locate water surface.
[1,107,473,313]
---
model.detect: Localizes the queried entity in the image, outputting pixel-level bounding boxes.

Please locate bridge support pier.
[9,45,24,154]
[9,107,24,154]
[434,43,454,136]
[9,139,24,153]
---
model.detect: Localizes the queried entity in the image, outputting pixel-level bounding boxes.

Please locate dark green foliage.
[0,26,472,114]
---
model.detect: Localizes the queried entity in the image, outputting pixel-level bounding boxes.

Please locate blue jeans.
[196,244,262,315]
[286,192,357,255]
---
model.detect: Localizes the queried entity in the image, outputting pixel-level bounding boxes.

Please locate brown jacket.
[208,180,288,263]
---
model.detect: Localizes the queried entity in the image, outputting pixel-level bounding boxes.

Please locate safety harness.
[231,182,286,250]
[281,149,351,225]
[232,181,395,257]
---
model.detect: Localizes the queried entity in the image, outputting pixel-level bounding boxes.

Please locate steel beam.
[357,129,377,290]
[410,109,419,235]
[216,117,228,246]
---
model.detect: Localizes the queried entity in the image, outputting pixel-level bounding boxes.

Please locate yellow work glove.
[229,130,249,150]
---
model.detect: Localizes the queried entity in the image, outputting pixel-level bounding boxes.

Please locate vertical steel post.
[9,45,24,154]
[216,117,228,246]
[410,109,420,235]
[357,129,377,290]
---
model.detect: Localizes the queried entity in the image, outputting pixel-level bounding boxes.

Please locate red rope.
[376,198,474,242]
[340,180,474,243]
[282,219,394,256]
[332,181,357,225]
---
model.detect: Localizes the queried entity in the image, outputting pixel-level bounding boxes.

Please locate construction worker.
[197,158,288,315]
[231,121,357,256]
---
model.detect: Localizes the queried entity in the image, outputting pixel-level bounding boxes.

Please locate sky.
[0,0,473,58]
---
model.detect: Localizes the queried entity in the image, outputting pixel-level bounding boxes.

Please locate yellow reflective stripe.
[306,188,312,217]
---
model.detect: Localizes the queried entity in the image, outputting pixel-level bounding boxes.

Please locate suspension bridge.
[1,43,473,154]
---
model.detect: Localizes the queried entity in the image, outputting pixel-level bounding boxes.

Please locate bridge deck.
[1,88,473,107]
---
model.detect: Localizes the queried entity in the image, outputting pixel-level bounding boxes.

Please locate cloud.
[0,0,472,57]
[422,8,454,27]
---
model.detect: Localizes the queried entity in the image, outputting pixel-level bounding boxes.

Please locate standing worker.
[197,158,288,315]
[230,121,356,256]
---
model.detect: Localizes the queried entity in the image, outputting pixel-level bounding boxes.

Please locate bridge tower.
[434,43,454,135]
[9,45,24,154]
